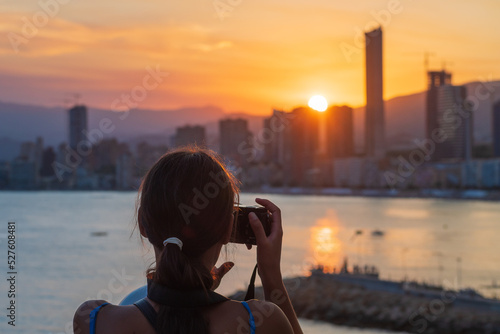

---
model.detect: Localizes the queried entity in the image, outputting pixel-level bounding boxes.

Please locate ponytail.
[152,243,213,333]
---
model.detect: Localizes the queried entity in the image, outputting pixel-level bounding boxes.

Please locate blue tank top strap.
[133,298,158,330]
[89,302,109,334]
[241,301,256,334]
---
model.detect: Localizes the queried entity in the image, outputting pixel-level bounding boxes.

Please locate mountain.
[1,79,499,159]
[0,101,266,159]
[353,80,500,151]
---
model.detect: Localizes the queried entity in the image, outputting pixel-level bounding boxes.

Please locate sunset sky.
[0,0,499,115]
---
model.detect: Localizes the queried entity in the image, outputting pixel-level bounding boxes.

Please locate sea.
[1,191,500,333]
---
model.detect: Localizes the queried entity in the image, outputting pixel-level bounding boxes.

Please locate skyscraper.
[426,71,452,138]
[219,118,252,166]
[325,105,354,159]
[263,109,288,165]
[426,71,472,161]
[174,125,206,147]
[283,107,320,186]
[364,27,385,159]
[69,105,88,150]
[493,101,500,157]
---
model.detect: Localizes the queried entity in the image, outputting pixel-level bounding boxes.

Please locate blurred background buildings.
[1,27,500,192]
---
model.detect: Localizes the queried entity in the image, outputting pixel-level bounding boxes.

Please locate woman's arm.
[248,198,303,334]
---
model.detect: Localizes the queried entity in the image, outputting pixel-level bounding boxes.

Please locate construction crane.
[403,51,436,90]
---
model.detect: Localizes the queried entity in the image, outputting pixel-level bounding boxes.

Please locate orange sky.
[0,0,499,115]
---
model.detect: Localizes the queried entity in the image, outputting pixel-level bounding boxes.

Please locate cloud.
[189,41,233,52]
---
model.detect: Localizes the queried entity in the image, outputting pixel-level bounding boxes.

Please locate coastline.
[2,187,500,201]
[241,186,500,201]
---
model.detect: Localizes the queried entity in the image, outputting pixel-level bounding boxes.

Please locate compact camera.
[230,205,272,245]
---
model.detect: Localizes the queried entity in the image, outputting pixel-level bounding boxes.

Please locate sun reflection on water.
[309,211,343,272]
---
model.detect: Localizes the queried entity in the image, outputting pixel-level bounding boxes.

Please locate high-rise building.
[89,138,129,173]
[263,109,288,165]
[116,152,134,190]
[174,125,206,147]
[426,71,473,161]
[426,71,452,137]
[69,105,88,151]
[365,27,385,159]
[494,101,500,157]
[19,141,36,161]
[34,137,43,185]
[13,138,43,188]
[40,147,56,178]
[219,118,252,166]
[283,107,320,186]
[325,105,354,159]
[262,107,324,186]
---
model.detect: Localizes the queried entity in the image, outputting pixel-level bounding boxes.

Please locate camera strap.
[244,264,258,301]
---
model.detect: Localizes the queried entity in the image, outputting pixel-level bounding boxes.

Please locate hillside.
[1,80,498,160]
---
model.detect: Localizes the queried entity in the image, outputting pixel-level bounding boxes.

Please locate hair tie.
[163,237,183,250]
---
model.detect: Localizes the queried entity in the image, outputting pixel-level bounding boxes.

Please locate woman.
[73,147,303,334]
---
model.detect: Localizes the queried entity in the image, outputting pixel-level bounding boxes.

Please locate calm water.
[1,191,499,333]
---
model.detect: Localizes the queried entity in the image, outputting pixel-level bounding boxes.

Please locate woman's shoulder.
[210,299,293,333]
[244,299,294,333]
[73,298,293,334]
[73,300,150,334]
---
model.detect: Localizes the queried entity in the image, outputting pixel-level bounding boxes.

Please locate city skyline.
[1,1,499,115]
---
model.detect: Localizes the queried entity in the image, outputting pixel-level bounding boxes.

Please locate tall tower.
[426,71,452,140]
[68,105,88,150]
[426,71,472,161]
[364,27,385,159]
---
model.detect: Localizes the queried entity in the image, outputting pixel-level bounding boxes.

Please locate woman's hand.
[248,198,304,334]
[248,198,283,286]
[211,261,234,290]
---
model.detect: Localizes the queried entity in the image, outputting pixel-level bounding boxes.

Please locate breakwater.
[232,274,500,333]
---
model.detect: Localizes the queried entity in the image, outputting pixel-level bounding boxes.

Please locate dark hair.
[137,147,239,334]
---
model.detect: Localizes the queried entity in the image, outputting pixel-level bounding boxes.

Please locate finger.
[248,212,267,244]
[255,198,282,236]
[214,262,234,279]
[255,198,281,223]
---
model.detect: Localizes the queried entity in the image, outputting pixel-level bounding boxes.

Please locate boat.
[90,231,108,237]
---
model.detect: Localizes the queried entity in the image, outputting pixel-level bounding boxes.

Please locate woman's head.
[137,147,239,290]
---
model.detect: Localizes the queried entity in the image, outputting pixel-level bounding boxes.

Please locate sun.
[308,95,328,112]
